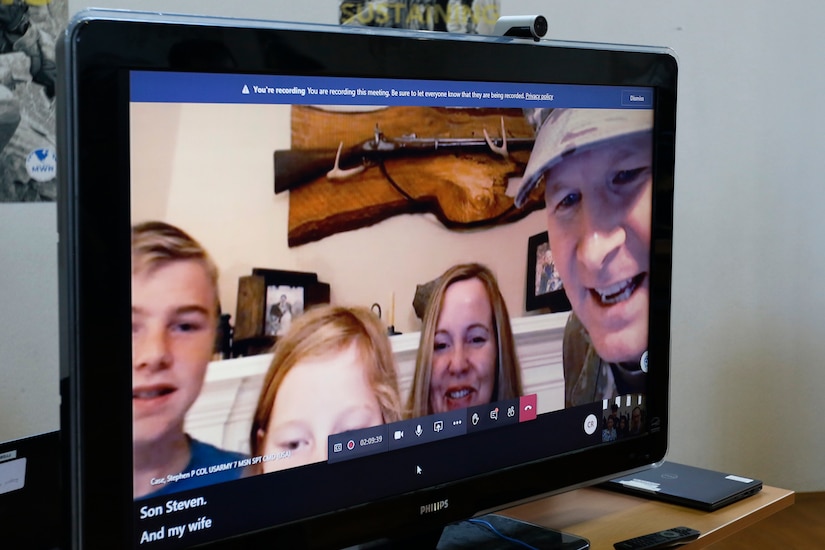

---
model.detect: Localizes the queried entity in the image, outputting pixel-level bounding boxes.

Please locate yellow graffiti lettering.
[0,0,52,5]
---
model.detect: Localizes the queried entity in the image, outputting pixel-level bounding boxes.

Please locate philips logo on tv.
[420,500,449,515]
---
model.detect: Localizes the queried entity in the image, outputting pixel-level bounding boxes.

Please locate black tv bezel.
[58,11,676,549]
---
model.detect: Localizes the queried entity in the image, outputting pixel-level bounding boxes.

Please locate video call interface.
[129,70,653,547]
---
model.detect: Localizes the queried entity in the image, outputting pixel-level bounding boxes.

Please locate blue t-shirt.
[139,437,247,499]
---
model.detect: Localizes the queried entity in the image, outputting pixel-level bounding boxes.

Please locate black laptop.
[602,461,763,511]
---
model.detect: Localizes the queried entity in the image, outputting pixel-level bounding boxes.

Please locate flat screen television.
[57,10,677,549]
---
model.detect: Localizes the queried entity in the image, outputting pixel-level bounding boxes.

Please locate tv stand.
[502,485,794,549]
[355,484,793,550]
[358,515,588,549]
[437,515,588,549]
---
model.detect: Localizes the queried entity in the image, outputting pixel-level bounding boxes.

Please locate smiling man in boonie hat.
[516,108,654,407]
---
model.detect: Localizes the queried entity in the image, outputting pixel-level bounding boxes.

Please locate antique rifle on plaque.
[273,122,535,194]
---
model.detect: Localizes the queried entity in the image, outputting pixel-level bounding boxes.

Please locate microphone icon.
[415,424,423,437]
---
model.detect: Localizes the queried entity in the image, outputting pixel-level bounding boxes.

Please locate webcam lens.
[534,16,548,37]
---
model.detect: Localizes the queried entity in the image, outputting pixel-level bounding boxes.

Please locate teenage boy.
[131,221,245,499]
[516,109,653,407]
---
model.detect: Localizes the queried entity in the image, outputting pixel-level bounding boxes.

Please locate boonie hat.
[515,109,654,208]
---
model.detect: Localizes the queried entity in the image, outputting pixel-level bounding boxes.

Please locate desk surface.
[501,484,794,549]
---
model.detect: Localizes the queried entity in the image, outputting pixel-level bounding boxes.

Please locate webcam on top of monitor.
[492,15,548,41]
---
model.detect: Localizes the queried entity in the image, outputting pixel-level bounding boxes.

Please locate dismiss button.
[621,90,653,107]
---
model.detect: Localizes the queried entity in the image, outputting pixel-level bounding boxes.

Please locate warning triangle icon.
[242,85,250,94]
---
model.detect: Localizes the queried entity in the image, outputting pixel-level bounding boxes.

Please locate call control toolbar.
[328,395,539,464]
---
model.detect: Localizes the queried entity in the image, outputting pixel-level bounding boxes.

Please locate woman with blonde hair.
[408,263,522,418]
[250,305,402,474]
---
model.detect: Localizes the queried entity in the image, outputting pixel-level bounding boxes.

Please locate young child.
[249,305,402,474]
[131,221,245,498]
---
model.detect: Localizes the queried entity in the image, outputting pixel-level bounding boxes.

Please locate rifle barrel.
[273,136,535,194]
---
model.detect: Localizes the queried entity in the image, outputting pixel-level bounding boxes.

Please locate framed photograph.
[234,269,330,354]
[264,285,304,336]
[525,232,572,313]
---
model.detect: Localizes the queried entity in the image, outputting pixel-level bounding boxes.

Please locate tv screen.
[58,10,676,549]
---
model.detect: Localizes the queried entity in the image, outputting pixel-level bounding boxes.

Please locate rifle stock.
[273,148,351,194]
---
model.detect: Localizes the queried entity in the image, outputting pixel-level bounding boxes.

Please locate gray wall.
[3,0,822,492]
[514,0,825,492]
[0,204,59,442]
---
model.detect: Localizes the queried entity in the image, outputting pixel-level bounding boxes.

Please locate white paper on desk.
[0,457,27,495]
[725,474,754,484]
[0,450,17,462]
[619,479,661,492]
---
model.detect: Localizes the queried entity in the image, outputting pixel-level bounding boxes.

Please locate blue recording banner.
[130,71,653,109]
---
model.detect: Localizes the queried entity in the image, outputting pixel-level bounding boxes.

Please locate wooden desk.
[501,485,794,549]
